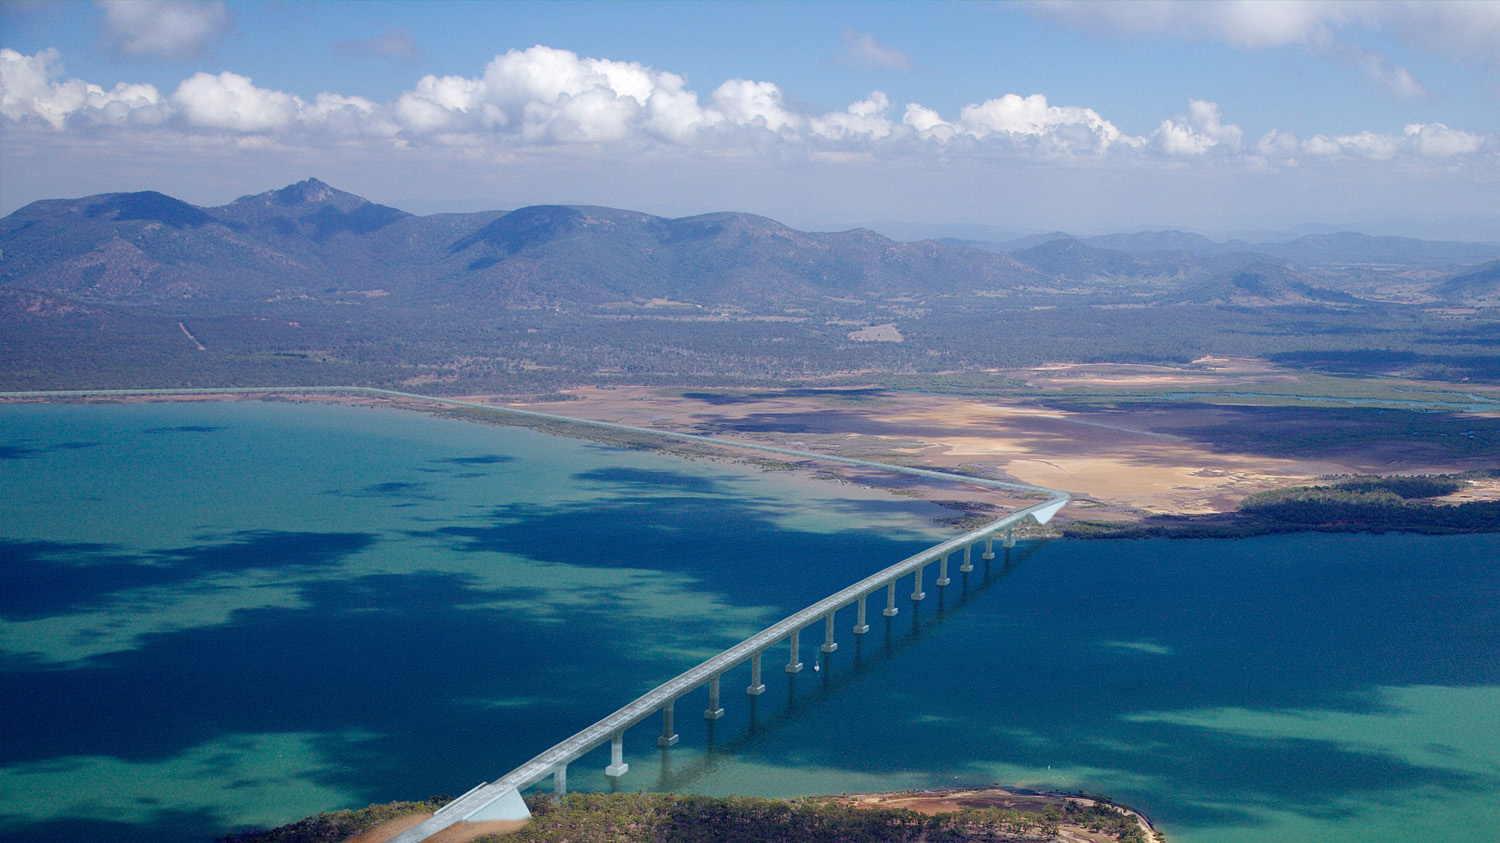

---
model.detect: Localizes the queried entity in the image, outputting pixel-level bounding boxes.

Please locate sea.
[2,400,1497,843]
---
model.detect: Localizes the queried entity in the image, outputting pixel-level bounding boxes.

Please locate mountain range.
[4,179,1500,393]
[4,178,1497,309]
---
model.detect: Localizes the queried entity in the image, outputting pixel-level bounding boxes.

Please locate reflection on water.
[3,402,1499,843]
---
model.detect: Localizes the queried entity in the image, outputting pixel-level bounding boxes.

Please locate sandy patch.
[848,323,904,342]
[345,814,527,843]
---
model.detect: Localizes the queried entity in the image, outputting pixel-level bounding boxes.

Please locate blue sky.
[3,1,1498,238]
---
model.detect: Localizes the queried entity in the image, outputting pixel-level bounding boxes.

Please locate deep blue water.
[2,401,1497,843]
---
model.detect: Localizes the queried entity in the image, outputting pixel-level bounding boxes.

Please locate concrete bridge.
[5,386,1070,841]
[386,497,1067,843]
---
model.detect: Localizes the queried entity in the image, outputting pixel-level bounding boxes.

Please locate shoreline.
[11,383,1500,538]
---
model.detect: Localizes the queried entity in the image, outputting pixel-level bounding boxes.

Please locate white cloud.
[1,47,167,129]
[901,103,955,141]
[98,0,231,59]
[709,78,800,133]
[1,45,1493,179]
[1405,122,1485,157]
[952,93,1133,154]
[1032,1,1491,97]
[1153,99,1243,156]
[170,71,300,133]
[1349,47,1428,98]
[811,91,895,140]
[837,30,913,71]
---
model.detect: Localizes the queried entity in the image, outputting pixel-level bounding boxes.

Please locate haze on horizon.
[2,0,1498,240]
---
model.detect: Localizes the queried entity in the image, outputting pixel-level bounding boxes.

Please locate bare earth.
[442,362,1500,521]
[349,814,526,843]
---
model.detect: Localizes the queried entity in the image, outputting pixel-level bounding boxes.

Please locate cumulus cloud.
[812,91,895,140]
[1,47,167,129]
[1,44,1492,173]
[336,28,423,60]
[837,30,913,71]
[948,93,1134,155]
[1405,122,1485,157]
[1152,99,1243,156]
[98,0,231,59]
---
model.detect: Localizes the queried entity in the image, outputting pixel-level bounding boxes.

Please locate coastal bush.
[215,798,450,843]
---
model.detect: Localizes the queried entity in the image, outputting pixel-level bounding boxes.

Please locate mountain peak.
[272,178,337,206]
[215,178,410,239]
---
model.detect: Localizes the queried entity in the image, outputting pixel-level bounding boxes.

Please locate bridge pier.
[821,613,838,653]
[658,700,679,747]
[883,582,898,617]
[606,731,628,777]
[786,628,803,673]
[936,553,951,587]
[553,763,566,795]
[1003,526,1016,548]
[982,536,995,561]
[911,563,926,601]
[747,652,765,695]
[705,674,724,719]
[960,544,973,573]
[853,594,869,634]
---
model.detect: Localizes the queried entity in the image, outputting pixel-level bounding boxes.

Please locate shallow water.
[2,401,1497,842]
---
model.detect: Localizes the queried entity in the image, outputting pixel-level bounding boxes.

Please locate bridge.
[3,386,1070,841]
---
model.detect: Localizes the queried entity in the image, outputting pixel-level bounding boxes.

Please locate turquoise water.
[3,401,1498,842]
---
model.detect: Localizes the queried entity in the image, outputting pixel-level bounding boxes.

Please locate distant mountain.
[1254,232,1500,268]
[1081,230,1229,255]
[1167,262,1362,306]
[1431,259,1500,304]
[4,179,1497,313]
[0,183,1056,307]
[942,228,1500,269]
[211,178,411,243]
[1012,237,1176,280]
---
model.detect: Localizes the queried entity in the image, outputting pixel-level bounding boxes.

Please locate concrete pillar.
[982,536,995,561]
[960,544,973,573]
[786,628,803,673]
[554,763,567,795]
[853,594,869,634]
[606,731,628,777]
[747,652,765,695]
[936,553,951,586]
[821,613,838,653]
[911,564,926,601]
[705,674,724,720]
[658,700,679,747]
[1004,526,1016,548]
[883,582,899,617]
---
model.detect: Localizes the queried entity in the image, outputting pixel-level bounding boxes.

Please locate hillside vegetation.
[3,179,1499,393]
[217,792,1157,843]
